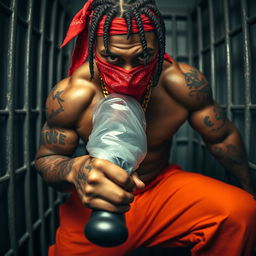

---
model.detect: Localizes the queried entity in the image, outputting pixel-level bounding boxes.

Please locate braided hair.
[88,0,166,87]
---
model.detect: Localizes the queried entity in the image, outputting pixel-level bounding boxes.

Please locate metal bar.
[0,174,10,182]
[36,0,47,254]
[57,9,65,82]
[171,15,177,59]
[247,15,256,24]
[208,0,216,98]
[6,0,18,254]
[223,0,232,119]
[197,5,203,71]
[47,0,58,243]
[241,0,251,153]
[23,0,34,255]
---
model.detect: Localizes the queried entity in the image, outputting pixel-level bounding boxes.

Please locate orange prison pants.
[48,165,256,256]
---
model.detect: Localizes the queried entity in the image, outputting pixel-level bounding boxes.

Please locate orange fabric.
[49,165,256,256]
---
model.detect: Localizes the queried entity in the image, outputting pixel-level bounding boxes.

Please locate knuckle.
[116,191,126,203]
[120,173,130,185]
[92,158,104,169]
[82,196,91,207]
[84,185,94,195]
[87,171,100,184]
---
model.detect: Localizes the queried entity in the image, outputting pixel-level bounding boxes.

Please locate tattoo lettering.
[212,144,246,166]
[46,88,65,120]
[184,67,212,100]
[40,130,66,145]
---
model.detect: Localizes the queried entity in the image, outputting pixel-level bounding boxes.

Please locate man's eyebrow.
[100,47,155,57]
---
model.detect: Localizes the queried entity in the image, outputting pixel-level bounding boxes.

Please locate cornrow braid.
[88,4,112,80]
[103,9,117,53]
[123,11,132,39]
[132,8,148,64]
[139,7,166,87]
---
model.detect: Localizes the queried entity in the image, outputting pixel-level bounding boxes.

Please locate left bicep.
[188,102,233,143]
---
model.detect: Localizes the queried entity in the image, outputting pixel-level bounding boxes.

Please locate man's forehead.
[96,32,157,50]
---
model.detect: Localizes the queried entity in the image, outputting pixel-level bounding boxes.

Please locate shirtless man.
[35,0,256,255]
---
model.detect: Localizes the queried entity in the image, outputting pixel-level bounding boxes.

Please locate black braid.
[139,7,166,87]
[103,9,117,53]
[88,4,111,80]
[123,11,132,39]
[132,8,148,64]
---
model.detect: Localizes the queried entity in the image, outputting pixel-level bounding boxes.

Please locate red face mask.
[95,53,158,100]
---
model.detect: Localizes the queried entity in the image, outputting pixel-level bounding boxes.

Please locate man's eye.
[106,55,118,62]
[137,54,150,62]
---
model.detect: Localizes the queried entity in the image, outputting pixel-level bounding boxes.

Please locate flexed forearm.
[35,155,89,192]
[207,127,253,193]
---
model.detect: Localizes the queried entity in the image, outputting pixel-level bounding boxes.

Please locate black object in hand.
[84,210,128,247]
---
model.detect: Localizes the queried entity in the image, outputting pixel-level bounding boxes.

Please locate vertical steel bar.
[171,15,177,59]
[208,0,216,98]
[57,9,65,82]
[6,0,18,254]
[23,0,34,255]
[241,0,251,152]
[47,0,58,242]
[197,5,203,72]
[36,0,47,254]
[223,0,232,119]
[187,14,194,170]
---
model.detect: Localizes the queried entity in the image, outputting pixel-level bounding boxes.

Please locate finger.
[92,159,136,191]
[84,179,134,205]
[83,197,131,213]
[131,172,145,190]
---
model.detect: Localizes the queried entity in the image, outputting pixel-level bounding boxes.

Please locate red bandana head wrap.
[61,0,173,76]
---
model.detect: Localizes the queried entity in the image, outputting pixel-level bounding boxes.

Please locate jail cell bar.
[0,0,72,255]
[169,0,256,187]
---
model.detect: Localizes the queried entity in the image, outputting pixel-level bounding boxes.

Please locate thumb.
[131,172,145,190]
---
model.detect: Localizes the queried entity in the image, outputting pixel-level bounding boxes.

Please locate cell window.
[17,0,28,19]
[215,43,227,105]
[232,109,245,139]
[0,181,10,256]
[30,166,39,224]
[249,110,256,164]
[15,172,27,240]
[191,11,198,55]
[164,19,173,56]
[0,12,9,109]
[45,0,54,39]
[202,50,211,84]
[43,182,50,212]
[0,0,11,7]
[213,0,225,41]
[32,0,41,29]
[201,4,210,49]
[14,114,25,169]
[0,115,7,177]
[231,33,245,105]
[177,19,188,57]
[249,23,256,104]
[14,22,27,109]
[247,0,256,19]
[228,0,241,31]
[17,238,29,256]
[30,33,40,109]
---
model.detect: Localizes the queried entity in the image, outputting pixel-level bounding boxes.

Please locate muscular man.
[35,0,256,255]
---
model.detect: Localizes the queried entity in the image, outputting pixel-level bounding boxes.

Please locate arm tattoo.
[212,144,246,166]
[40,127,66,145]
[184,67,212,100]
[46,87,65,120]
[203,104,226,132]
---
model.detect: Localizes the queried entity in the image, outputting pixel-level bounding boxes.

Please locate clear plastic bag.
[86,93,147,174]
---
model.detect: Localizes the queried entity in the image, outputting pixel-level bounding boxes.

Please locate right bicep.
[36,122,79,159]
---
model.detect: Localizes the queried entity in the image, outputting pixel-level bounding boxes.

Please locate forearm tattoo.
[203,104,227,132]
[211,144,247,167]
[46,86,65,120]
[37,155,75,183]
[184,67,212,100]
